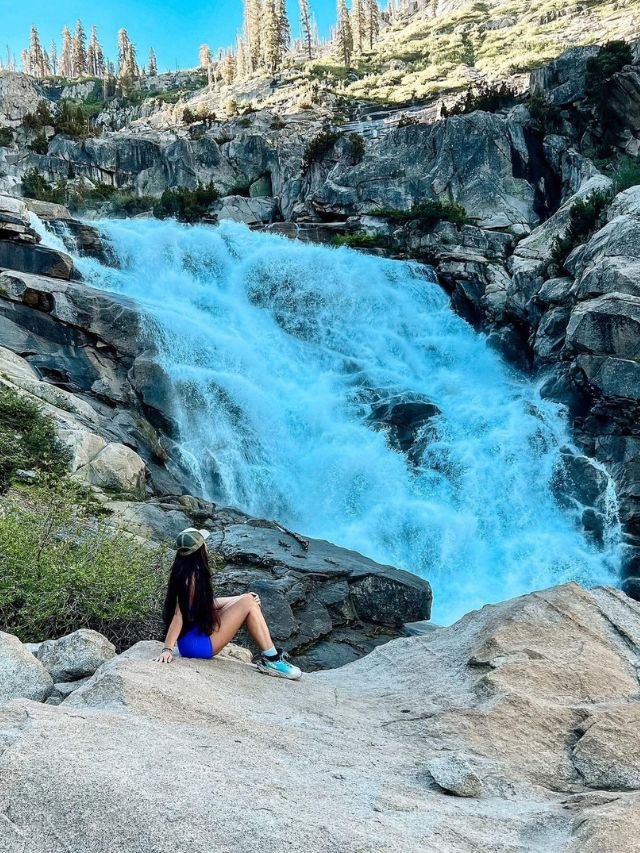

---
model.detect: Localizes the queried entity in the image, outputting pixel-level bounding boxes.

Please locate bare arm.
[155,603,183,663]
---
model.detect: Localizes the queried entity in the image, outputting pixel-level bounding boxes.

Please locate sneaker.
[256,650,302,681]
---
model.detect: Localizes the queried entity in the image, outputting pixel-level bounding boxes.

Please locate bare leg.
[210,593,274,655]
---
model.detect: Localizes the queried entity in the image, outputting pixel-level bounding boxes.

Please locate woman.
[154,527,302,680]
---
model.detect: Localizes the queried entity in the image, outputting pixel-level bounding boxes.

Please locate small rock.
[217,643,253,664]
[427,754,483,797]
[50,677,93,703]
[38,629,116,682]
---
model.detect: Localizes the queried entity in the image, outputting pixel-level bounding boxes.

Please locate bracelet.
[162,646,173,653]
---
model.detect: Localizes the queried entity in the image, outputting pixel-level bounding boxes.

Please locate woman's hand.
[250,592,261,607]
[154,649,173,663]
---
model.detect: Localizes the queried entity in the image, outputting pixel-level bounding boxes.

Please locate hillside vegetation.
[311,0,640,104]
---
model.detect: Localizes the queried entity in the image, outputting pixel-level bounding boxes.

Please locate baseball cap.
[175,527,211,556]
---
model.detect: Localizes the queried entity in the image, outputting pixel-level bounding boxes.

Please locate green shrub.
[613,156,640,194]
[66,181,119,212]
[397,113,419,127]
[0,387,70,492]
[0,478,168,648]
[23,101,55,131]
[332,232,387,249]
[29,130,49,154]
[152,182,220,222]
[441,81,517,117]
[586,40,632,92]
[182,107,196,124]
[0,127,13,146]
[54,100,98,139]
[349,132,365,162]
[369,199,468,227]
[551,190,611,267]
[110,193,155,216]
[302,130,341,174]
[526,92,562,131]
[21,168,67,204]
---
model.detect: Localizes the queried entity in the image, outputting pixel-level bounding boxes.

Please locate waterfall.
[67,217,619,623]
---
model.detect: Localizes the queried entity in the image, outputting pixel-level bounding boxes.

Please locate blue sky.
[0,1,338,72]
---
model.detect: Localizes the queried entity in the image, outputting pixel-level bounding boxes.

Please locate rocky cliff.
[2,583,640,852]
[5,43,639,590]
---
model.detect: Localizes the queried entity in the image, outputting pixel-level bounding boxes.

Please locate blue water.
[58,217,619,623]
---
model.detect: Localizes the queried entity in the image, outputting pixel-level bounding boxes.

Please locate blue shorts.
[177,627,214,659]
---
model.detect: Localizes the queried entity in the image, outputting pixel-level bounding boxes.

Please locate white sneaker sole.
[256,661,302,680]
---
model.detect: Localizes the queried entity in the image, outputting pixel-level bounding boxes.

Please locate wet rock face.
[205,514,432,667]
[367,395,441,465]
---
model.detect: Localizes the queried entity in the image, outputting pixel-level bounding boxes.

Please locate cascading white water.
[66,217,619,623]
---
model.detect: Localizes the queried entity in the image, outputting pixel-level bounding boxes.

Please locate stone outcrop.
[1,584,640,851]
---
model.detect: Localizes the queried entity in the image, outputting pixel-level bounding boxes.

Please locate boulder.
[606,186,640,221]
[37,629,116,683]
[209,195,279,225]
[574,354,640,402]
[0,194,30,227]
[367,394,441,464]
[23,198,73,221]
[0,631,53,703]
[0,240,73,280]
[47,677,93,705]
[76,442,147,495]
[566,293,640,360]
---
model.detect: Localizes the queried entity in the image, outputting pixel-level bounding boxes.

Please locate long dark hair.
[162,544,220,636]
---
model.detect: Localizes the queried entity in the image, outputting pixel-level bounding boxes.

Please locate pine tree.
[365,0,380,50]
[222,50,235,85]
[42,50,52,77]
[73,20,87,76]
[49,41,58,76]
[148,47,158,76]
[352,0,366,55]
[299,0,313,60]
[262,0,281,72]
[336,0,353,67]
[235,37,248,80]
[96,27,105,76]
[61,26,74,78]
[244,0,262,72]
[117,28,138,79]
[28,26,46,77]
[199,44,213,88]
[21,50,31,75]
[276,0,291,55]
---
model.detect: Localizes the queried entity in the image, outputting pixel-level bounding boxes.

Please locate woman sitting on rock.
[155,527,302,680]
